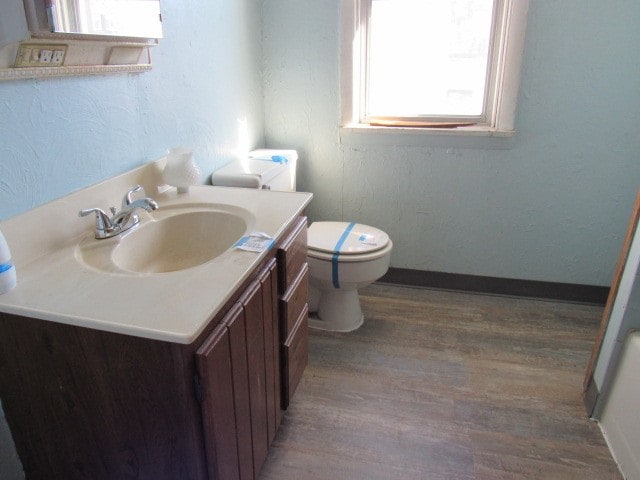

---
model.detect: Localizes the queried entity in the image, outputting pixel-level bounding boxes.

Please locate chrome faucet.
[79,185,159,239]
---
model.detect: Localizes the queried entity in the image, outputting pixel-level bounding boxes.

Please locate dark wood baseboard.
[378,267,609,305]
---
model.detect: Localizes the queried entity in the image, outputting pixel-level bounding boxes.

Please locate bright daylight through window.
[368,0,494,123]
[341,0,529,133]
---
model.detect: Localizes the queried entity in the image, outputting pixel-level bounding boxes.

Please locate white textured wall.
[0,1,264,477]
[0,0,264,220]
[262,0,640,286]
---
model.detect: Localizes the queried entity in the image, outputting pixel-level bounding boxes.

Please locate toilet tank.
[211,149,297,192]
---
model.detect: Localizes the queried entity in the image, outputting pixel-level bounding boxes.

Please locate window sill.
[339,123,516,149]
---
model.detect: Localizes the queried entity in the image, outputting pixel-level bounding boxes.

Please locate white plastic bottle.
[0,229,17,294]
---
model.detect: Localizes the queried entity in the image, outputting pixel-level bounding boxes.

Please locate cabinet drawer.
[282,305,308,409]
[279,263,309,340]
[277,216,308,294]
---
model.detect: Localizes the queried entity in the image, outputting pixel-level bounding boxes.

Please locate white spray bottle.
[0,229,17,294]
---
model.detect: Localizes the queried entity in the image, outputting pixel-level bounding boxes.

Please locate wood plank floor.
[260,284,621,480]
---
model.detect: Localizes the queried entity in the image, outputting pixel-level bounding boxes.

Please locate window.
[341,0,529,134]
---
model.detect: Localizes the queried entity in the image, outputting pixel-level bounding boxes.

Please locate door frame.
[583,190,640,416]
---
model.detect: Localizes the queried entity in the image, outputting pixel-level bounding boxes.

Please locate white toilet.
[212,150,393,332]
[306,221,393,332]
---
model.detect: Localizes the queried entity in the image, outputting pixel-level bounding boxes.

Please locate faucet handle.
[79,207,107,218]
[122,185,144,208]
[79,208,113,238]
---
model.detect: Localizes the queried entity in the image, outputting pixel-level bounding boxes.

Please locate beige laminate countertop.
[0,160,312,344]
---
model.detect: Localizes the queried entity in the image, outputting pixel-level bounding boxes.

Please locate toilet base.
[308,287,364,332]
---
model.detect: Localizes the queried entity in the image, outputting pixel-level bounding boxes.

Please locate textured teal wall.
[262,0,640,286]
[0,0,264,220]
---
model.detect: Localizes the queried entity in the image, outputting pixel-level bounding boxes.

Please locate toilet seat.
[307,241,392,262]
[307,222,389,262]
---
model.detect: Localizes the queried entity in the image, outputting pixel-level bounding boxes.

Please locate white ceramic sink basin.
[112,210,246,273]
[76,204,253,274]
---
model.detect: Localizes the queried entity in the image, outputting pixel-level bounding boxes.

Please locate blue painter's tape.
[332,222,356,288]
[0,261,13,274]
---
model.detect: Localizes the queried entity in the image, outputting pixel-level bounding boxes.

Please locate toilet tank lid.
[307,221,390,255]
[211,159,287,188]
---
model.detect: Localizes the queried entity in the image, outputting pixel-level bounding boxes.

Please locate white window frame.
[340,0,529,137]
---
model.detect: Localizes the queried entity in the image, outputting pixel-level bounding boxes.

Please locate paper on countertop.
[234,231,275,253]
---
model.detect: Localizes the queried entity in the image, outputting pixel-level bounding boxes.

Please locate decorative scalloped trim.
[30,32,159,46]
[0,63,152,81]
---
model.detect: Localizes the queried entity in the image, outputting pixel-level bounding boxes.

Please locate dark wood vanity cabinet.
[0,312,210,480]
[0,215,309,480]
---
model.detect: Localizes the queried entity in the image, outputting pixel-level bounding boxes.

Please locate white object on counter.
[163,147,202,193]
[0,229,16,295]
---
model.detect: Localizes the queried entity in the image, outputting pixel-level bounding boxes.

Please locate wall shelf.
[0,63,152,81]
[0,0,160,82]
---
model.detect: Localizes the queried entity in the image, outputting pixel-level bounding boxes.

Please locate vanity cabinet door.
[226,303,254,480]
[259,258,282,442]
[240,280,269,476]
[196,259,281,480]
[195,315,242,480]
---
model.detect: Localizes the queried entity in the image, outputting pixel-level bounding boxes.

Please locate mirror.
[34,0,162,39]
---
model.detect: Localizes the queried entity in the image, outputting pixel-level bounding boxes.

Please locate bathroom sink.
[75,204,253,274]
[112,210,247,273]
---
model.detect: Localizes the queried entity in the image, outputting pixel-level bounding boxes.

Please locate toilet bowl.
[307,221,393,332]
[211,150,393,332]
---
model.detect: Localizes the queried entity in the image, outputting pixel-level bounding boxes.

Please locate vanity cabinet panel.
[239,280,269,475]
[196,318,242,480]
[280,263,309,339]
[282,305,309,409]
[277,216,309,410]
[226,304,255,480]
[0,312,208,480]
[277,216,308,295]
[259,258,282,442]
